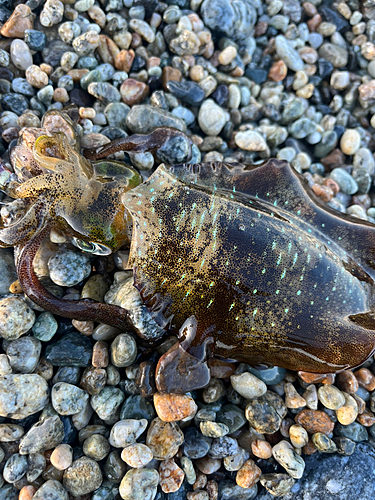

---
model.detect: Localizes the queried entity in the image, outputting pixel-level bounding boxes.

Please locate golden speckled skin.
[124,161,375,373]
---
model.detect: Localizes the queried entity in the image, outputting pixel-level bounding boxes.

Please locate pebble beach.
[1,0,375,499]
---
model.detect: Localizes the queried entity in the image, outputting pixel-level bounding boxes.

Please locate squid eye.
[72,238,112,255]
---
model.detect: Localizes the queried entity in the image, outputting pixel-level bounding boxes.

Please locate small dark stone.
[183,427,212,459]
[131,55,146,72]
[147,75,162,94]
[134,0,158,17]
[1,93,29,116]
[318,58,334,79]
[101,126,128,141]
[333,437,356,455]
[70,88,95,107]
[166,80,205,106]
[245,64,268,84]
[156,134,191,164]
[212,85,229,107]
[0,79,11,94]
[261,103,281,121]
[320,4,349,32]
[0,6,11,22]
[120,394,156,422]
[61,416,78,445]
[316,104,331,115]
[24,29,46,52]
[335,422,368,443]
[45,332,93,367]
[0,67,13,80]
[42,39,71,67]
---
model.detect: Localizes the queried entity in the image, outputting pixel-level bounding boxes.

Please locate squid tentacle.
[0,201,47,247]
[16,224,134,330]
[82,127,191,161]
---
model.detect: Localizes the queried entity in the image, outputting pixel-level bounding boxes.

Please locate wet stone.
[0,374,48,419]
[295,409,335,435]
[248,366,286,385]
[159,459,185,493]
[198,99,226,136]
[3,453,28,483]
[83,433,110,461]
[109,419,148,447]
[236,459,261,489]
[259,473,295,497]
[245,391,287,434]
[272,440,305,479]
[27,453,46,482]
[200,421,230,438]
[33,480,68,500]
[183,427,212,459]
[275,35,304,71]
[318,385,345,410]
[0,297,35,340]
[230,372,267,399]
[6,337,41,373]
[146,417,184,460]
[154,392,197,422]
[32,312,58,342]
[63,456,103,496]
[312,432,337,453]
[126,104,186,133]
[48,250,91,287]
[45,332,92,367]
[19,415,64,454]
[218,479,258,500]
[121,443,153,468]
[0,4,34,38]
[119,79,149,106]
[156,134,191,164]
[319,43,348,68]
[91,387,125,420]
[103,451,126,483]
[335,422,368,443]
[120,394,156,422]
[110,333,137,368]
[209,436,239,458]
[50,444,73,470]
[330,168,358,195]
[52,382,89,416]
[119,468,159,500]
[166,81,205,106]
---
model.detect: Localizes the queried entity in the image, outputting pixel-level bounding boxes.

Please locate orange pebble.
[19,485,37,500]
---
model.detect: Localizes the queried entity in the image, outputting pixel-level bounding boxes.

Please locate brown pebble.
[280,418,294,438]
[303,2,317,16]
[71,320,94,336]
[206,480,218,500]
[50,444,73,471]
[269,60,288,82]
[53,87,69,103]
[146,418,184,460]
[193,471,207,490]
[320,149,345,170]
[254,21,268,37]
[357,408,375,427]
[311,183,334,203]
[97,34,120,65]
[67,69,90,82]
[354,367,375,391]
[352,393,366,414]
[251,439,272,459]
[336,370,359,394]
[207,358,235,379]
[154,392,197,422]
[19,485,37,500]
[92,341,109,368]
[307,13,322,31]
[322,178,340,194]
[131,32,142,48]
[162,66,182,90]
[236,459,261,489]
[298,371,335,384]
[284,383,307,409]
[295,409,335,435]
[159,459,185,493]
[0,4,34,38]
[302,439,317,455]
[9,280,23,294]
[194,457,221,475]
[40,63,53,75]
[120,79,149,106]
[115,49,135,72]
[359,80,375,101]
